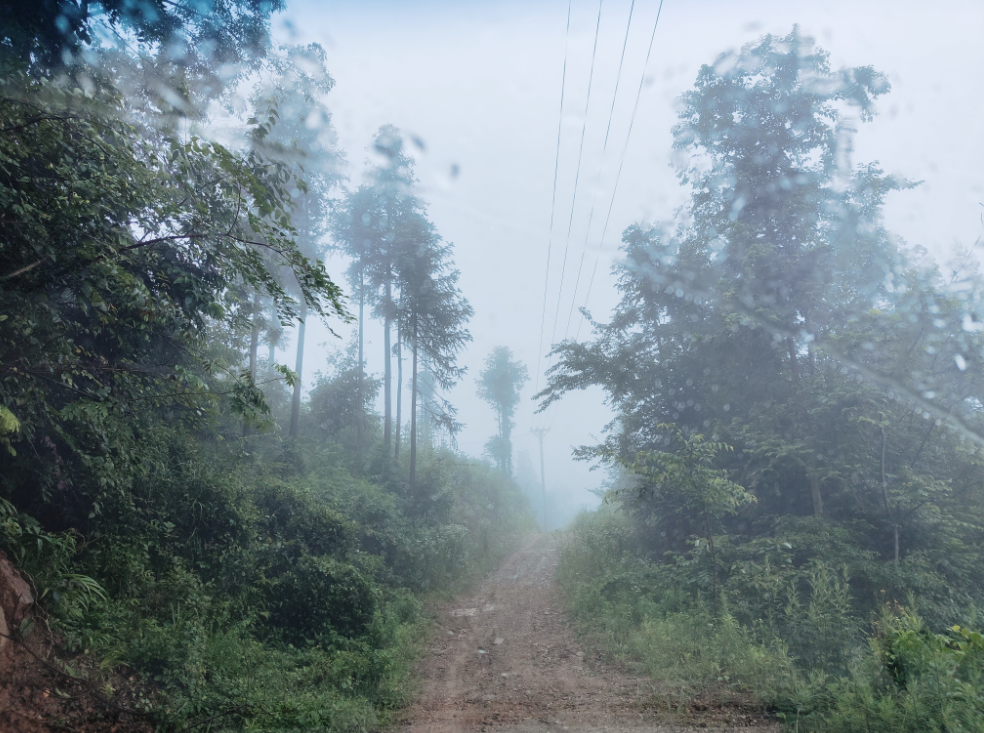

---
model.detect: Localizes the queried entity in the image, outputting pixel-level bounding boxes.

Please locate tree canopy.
[540,29,984,627]
[0,0,283,105]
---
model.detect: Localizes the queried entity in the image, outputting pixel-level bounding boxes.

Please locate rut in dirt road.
[398,534,779,733]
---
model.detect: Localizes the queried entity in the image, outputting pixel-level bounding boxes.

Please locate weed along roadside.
[558,506,984,732]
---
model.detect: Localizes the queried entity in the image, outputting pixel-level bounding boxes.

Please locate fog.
[6,0,984,727]
[281,0,984,527]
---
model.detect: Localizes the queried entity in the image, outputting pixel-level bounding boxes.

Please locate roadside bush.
[782,611,984,732]
[560,507,984,731]
[266,555,378,643]
[559,507,794,700]
[254,480,357,557]
[0,433,535,732]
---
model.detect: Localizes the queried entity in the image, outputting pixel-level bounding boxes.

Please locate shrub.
[266,556,379,644]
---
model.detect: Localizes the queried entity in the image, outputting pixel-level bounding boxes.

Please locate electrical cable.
[575,0,665,341]
[562,0,637,342]
[531,0,573,427]
[532,1,573,394]
[602,0,636,153]
[548,0,605,352]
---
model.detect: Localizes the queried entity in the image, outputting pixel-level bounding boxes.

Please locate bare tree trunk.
[787,336,799,382]
[810,472,824,518]
[383,280,392,455]
[244,291,261,440]
[289,298,307,440]
[410,315,418,490]
[266,300,277,380]
[395,338,403,458]
[356,271,364,470]
[881,427,899,567]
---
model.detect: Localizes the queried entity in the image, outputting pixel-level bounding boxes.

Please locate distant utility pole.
[530,427,550,531]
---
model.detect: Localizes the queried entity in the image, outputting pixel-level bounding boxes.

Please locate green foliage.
[0,5,529,732]
[0,0,284,112]
[1,430,533,731]
[559,508,795,702]
[306,345,381,465]
[0,496,108,624]
[265,556,378,643]
[781,611,984,732]
[541,33,984,730]
[606,425,755,543]
[0,70,347,524]
[560,509,984,730]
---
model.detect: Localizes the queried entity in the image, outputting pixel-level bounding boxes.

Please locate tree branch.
[121,231,286,255]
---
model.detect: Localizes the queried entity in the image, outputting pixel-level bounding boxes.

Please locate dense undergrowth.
[559,507,984,732]
[1,429,534,731]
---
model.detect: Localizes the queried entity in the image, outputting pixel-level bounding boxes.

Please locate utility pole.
[531,427,549,531]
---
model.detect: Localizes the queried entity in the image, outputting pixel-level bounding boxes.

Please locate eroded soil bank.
[397,534,779,733]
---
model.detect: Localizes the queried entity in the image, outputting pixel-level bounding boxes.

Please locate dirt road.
[398,534,779,733]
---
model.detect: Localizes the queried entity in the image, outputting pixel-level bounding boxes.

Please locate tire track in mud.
[397,534,778,733]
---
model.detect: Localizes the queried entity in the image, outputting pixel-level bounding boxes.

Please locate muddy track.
[398,534,779,733]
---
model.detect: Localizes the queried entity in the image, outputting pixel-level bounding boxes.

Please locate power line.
[602,0,636,153]
[575,0,665,341]
[531,0,573,417]
[548,0,604,352]
[535,0,605,430]
[563,0,637,342]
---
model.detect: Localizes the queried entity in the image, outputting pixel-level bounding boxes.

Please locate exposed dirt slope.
[397,534,779,733]
[0,624,156,733]
[0,552,154,733]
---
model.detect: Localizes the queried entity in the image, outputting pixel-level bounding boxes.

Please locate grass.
[556,506,984,732]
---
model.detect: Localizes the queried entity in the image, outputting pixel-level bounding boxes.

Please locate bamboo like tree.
[331,185,381,465]
[367,127,417,457]
[392,211,472,490]
[332,125,422,460]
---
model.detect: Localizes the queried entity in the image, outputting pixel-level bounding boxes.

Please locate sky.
[273,0,984,528]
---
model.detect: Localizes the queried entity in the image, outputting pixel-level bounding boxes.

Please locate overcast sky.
[274,0,984,526]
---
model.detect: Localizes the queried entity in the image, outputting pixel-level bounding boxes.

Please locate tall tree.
[367,126,416,457]
[0,71,346,522]
[538,30,984,619]
[331,125,420,460]
[248,44,344,439]
[477,347,529,475]
[392,211,473,490]
[330,185,382,466]
[671,27,895,380]
[0,0,283,111]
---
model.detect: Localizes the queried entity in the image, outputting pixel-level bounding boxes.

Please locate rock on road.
[397,535,779,733]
